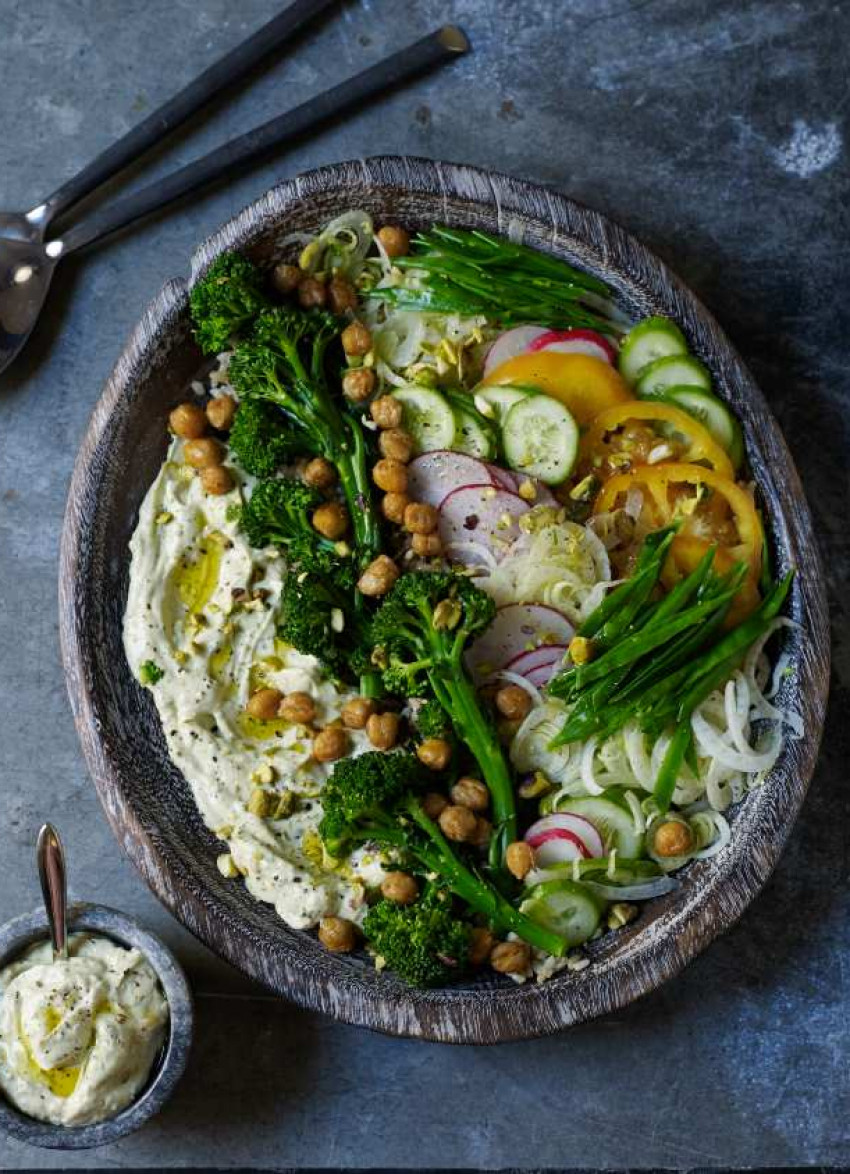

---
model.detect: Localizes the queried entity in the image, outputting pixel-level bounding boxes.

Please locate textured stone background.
[0,0,848,1167]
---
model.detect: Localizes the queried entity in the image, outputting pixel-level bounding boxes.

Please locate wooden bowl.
[59,157,829,1043]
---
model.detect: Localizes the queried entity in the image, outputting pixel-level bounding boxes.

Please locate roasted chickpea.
[490,940,531,975]
[184,437,224,469]
[412,532,442,558]
[505,840,535,880]
[417,738,452,772]
[653,819,694,858]
[297,276,327,308]
[469,927,495,966]
[278,691,316,726]
[495,684,533,722]
[378,427,415,463]
[201,465,234,495]
[357,554,400,597]
[370,395,403,429]
[318,916,357,953]
[342,367,376,403]
[341,696,378,730]
[206,395,237,431]
[341,320,372,356]
[328,275,358,314]
[381,492,410,524]
[271,262,302,295]
[469,817,492,849]
[373,458,408,494]
[421,792,448,820]
[377,225,410,258]
[169,401,207,439]
[438,803,477,842]
[380,871,419,905]
[301,456,337,491]
[450,776,489,812]
[366,711,400,751]
[404,501,439,535]
[313,502,349,540]
[313,726,349,763]
[246,687,283,721]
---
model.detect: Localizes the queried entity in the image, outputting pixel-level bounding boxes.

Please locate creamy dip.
[123,441,383,931]
[0,934,168,1127]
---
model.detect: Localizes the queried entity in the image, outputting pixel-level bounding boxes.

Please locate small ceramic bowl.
[0,903,192,1150]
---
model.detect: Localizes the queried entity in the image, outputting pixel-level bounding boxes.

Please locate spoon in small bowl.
[36,823,68,962]
[0,20,469,377]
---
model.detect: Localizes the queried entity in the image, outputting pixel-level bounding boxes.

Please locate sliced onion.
[692,710,782,773]
[584,875,679,901]
[580,523,612,582]
[580,736,606,795]
[624,788,647,834]
[624,487,644,520]
[692,811,732,860]
[623,722,652,789]
[443,541,499,570]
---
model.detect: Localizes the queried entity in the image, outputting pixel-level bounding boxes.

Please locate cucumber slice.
[519,880,604,946]
[452,406,495,459]
[391,385,456,453]
[618,316,688,386]
[502,394,579,485]
[552,791,645,858]
[656,385,744,469]
[473,384,533,423]
[635,354,712,399]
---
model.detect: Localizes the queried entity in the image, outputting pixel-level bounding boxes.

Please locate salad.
[124,210,800,987]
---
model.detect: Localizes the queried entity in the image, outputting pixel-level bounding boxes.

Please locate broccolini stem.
[407,802,567,956]
[429,663,517,869]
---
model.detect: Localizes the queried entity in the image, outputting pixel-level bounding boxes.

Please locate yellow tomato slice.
[480,352,631,426]
[593,462,763,579]
[580,400,734,479]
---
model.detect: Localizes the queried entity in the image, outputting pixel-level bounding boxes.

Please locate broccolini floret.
[190,254,268,355]
[369,572,517,867]
[238,478,340,577]
[277,568,365,684]
[229,306,380,570]
[318,751,567,976]
[228,400,298,478]
[363,889,471,988]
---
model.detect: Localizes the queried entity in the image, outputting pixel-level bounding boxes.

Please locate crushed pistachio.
[607,903,639,930]
[247,788,275,818]
[273,789,298,819]
[569,474,600,502]
[569,635,596,666]
[251,763,276,786]
[433,598,462,631]
[517,479,537,502]
[155,510,174,526]
[216,853,240,879]
[330,607,345,633]
[518,771,554,800]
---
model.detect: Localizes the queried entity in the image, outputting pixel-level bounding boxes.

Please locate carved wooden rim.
[59,157,829,1043]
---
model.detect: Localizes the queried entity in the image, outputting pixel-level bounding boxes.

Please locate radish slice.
[465,603,573,680]
[483,325,548,376]
[407,451,502,508]
[485,462,519,492]
[528,328,617,365]
[438,486,529,566]
[525,813,605,863]
[505,643,569,686]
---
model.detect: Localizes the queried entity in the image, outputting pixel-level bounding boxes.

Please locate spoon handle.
[57,27,469,257]
[38,0,338,227]
[36,824,68,961]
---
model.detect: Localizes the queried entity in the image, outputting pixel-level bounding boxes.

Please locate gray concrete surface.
[1,0,848,1167]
